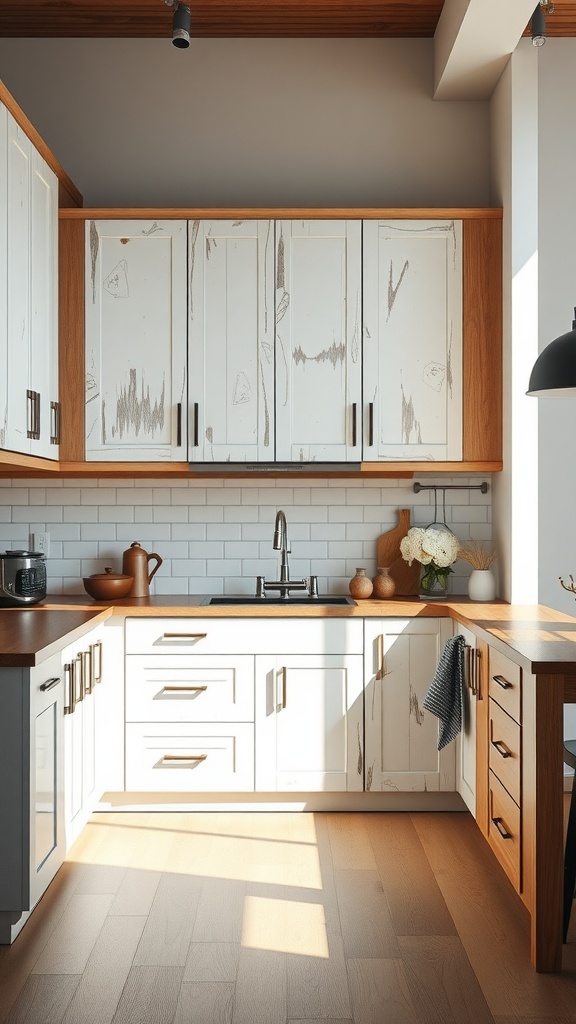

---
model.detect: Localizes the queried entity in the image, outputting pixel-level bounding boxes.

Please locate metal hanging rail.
[413,482,489,494]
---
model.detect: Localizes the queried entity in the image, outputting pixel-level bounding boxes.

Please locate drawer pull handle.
[160,754,207,765]
[493,674,512,690]
[376,634,384,681]
[160,685,208,694]
[491,738,512,759]
[90,641,103,684]
[63,662,75,715]
[162,633,207,640]
[492,816,512,840]
[40,676,61,692]
[277,667,287,709]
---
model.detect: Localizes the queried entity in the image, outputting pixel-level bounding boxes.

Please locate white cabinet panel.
[188,219,274,463]
[0,104,7,450]
[364,618,455,792]
[125,616,363,656]
[455,621,477,815]
[256,653,364,792]
[363,219,462,461]
[126,722,254,791]
[275,220,362,462]
[4,111,58,458]
[85,220,187,461]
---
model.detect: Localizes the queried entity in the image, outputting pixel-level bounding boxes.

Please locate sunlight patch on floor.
[241,895,329,957]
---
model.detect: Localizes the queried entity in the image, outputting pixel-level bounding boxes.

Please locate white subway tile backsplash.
[0,476,492,596]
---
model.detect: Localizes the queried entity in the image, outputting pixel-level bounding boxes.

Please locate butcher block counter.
[2,594,576,674]
[1,594,576,972]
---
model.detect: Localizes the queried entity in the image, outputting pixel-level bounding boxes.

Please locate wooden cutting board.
[376,508,420,596]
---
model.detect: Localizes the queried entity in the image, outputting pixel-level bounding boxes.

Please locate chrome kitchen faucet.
[255,509,318,599]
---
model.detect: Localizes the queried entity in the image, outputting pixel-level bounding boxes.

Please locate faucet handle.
[309,575,319,597]
[255,576,265,597]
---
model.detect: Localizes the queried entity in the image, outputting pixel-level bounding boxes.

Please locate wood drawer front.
[488,698,521,805]
[488,770,521,892]
[125,617,363,656]
[125,723,254,792]
[125,655,254,723]
[489,647,522,723]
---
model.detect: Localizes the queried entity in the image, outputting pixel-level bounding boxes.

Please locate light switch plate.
[32,532,50,557]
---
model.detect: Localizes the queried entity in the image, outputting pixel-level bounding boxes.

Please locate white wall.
[538,41,576,616]
[0,476,492,597]
[489,42,539,606]
[0,38,490,207]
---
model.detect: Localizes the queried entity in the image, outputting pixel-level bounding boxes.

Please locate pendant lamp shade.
[527,309,576,396]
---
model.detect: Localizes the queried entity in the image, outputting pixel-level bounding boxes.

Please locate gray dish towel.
[423,634,466,750]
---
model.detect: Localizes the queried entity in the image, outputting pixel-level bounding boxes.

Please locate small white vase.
[468,568,496,602]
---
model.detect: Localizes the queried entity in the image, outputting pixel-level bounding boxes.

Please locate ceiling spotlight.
[165,0,191,48]
[531,3,547,46]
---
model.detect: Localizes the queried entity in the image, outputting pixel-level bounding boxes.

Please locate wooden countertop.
[1,595,576,674]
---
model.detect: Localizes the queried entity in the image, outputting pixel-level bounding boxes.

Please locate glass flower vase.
[419,566,449,600]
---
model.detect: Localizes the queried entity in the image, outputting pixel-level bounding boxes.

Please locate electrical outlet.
[33,532,50,557]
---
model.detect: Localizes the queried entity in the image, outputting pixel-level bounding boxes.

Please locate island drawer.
[489,647,522,723]
[488,698,521,806]
[488,769,521,893]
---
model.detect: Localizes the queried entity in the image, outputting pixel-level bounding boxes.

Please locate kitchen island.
[1,594,575,972]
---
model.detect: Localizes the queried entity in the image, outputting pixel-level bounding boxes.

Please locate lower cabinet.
[454,621,478,815]
[124,617,365,794]
[0,651,66,943]
[255,654,364,792]
[485,645,523,892]
[364,617,456,792]
[62,617,122,846]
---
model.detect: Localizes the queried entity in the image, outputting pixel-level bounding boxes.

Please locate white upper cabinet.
[188,219,274,463]
[85,220,187,461]
[0,104,7,451]
[3,110,58,459]
[275,220,362,463]
[363,219,463,461]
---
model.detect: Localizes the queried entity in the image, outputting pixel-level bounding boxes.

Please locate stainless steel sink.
[203,595,356,606]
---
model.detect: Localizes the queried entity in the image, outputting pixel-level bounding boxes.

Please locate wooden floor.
[2,810,576,1024]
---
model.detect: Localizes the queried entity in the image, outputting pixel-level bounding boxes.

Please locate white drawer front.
[125,655,254,723]
[125,617,363,655]
[125,723,254,792]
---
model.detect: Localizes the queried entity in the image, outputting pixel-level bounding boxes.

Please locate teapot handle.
[147,552,163,584]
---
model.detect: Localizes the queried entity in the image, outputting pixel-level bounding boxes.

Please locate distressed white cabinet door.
[363,219,462,461]
[454,621,477,815]
[255,654,364,792]
[85,220,187,461]
[364,618,456,792]
[275,220,362,463]
[29,147,59,458]
[188,219,274,463]
[0,104,7,451]
[5,114,32,455]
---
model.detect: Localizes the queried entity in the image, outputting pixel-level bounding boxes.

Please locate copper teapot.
[122,542,163,597]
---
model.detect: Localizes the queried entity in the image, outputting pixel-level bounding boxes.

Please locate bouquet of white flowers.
[400,526,460,595]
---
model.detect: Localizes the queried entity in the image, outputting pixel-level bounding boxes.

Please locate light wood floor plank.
[30,894,114,975]
[3,974,80,1024]
[232,948,286,1024]
[72,864,128,896]
[110,965,184,1024]
[132,873,202,967]
[61,915,147,1024]
[184,943,240,983]
[326,813,378,870]
[108,868,163,917]
[191,878,246,943]
[334,868,400,958]
[412,813,576,1018]
[364,812,457,936]
[174,982,234,1024]
[346,957,419,1024]
[399,934,495,1024]
[286,947,352,1021]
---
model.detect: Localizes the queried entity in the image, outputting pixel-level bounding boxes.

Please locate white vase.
[468,569,496,602]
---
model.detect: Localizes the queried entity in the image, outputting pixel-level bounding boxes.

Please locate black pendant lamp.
[527,309,576,396]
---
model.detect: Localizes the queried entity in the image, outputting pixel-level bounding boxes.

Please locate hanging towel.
[423,634,466,750]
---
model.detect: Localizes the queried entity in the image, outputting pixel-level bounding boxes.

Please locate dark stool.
[564,740,576,941]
